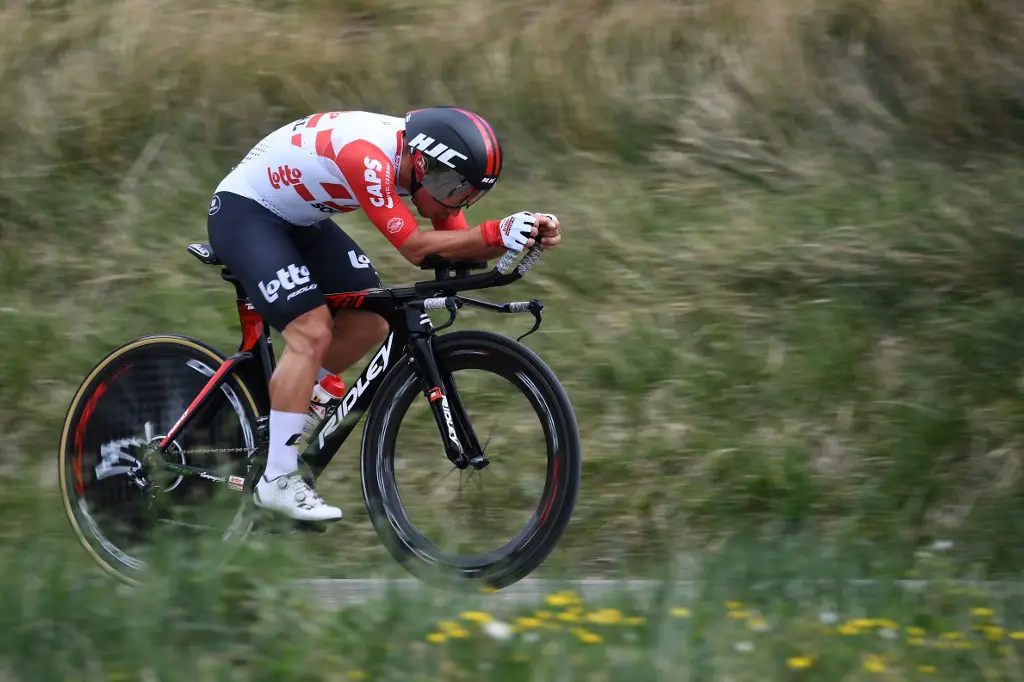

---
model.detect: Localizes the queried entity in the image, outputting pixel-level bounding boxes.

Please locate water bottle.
[301,373,346,446]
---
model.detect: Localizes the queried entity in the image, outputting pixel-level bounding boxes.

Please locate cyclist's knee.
[282,306,333,361]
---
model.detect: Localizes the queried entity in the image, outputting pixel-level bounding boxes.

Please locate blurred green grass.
[3,0,1024,583]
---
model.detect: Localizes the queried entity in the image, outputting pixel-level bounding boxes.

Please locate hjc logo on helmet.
[406,133,469,169]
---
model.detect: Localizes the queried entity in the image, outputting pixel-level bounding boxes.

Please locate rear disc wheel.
[58,335,263,585]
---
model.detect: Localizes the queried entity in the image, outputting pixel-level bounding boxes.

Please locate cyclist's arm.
[335,140,508,265]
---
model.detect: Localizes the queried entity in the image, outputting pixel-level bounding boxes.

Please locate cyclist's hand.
[489,211,539,252]
[534,212,561,250]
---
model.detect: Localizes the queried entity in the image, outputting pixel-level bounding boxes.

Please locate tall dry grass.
[3,0,1024,573]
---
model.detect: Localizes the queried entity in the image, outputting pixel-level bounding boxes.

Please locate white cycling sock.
[264,409,308,481]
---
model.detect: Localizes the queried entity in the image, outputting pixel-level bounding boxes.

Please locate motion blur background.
[3,0,1024,679]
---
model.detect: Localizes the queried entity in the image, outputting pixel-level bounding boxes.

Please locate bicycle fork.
[405,303,488,470]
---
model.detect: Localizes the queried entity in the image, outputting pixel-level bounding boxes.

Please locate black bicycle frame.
[156,246,545,485]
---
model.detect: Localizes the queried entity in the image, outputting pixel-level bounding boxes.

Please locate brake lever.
[432,296,461,333]
[516,299,544,342]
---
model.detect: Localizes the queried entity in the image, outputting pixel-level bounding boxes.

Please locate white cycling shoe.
[253,472,342,522]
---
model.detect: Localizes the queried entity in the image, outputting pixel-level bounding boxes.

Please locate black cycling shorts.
[206,191,383,332]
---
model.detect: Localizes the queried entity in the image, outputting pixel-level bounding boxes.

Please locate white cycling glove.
[490,211,537,252]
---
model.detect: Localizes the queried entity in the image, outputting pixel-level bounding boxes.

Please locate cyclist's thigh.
[206,191,326,333]
[292,218,384,295]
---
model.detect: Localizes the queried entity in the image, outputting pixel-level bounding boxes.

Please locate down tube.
[299,327,408,477]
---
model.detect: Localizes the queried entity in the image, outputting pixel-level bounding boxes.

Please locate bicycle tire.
[58,334,263,585]
[359,329,582,590]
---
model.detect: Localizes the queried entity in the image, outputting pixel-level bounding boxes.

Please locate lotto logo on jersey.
[363,156,394,209]
[258,264,313,303]
[267,165,302,189]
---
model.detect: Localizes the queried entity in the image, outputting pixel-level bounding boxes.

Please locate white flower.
[931,540,954,551]
[879,628,898,640]
[482,620,514,641]
[819,612,839,625]
[734,641,755,653]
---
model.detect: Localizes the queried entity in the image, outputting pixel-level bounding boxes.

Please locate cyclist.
[206,107,562,522]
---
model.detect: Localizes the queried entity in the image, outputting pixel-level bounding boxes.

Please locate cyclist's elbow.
[397,231,429,266]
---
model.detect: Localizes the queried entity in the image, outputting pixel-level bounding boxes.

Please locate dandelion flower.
[545,591,581,607]
[838,624,860,636]
[461,611,494,624]
[670,607,691,618]
[918,665,936,674]
[787,656,813,670]
[624,616,645,626]
[985,626,1005,641]
[585,608,624,625]
[515,617,543,629]
[972,607,994,618]
[570,628,603,644]
[863,654,886,673]
[727,610,751,620]
[908,637,926,646]
[1009,632,1024,640]
[426,632,447,643]
[724,601,743,610]
[906,627,927,637]
[747,617,769,632]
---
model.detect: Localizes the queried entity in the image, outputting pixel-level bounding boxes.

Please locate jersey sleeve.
[333,139,419,249]
[431,212,469,231]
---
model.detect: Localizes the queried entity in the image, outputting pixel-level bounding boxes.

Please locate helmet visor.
[420,167,489,209]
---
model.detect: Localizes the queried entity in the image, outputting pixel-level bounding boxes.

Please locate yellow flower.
[437,620,461,634]
[515,617,543,629]
[985,626,1005,641]
[585,609,624,625]
[557,611,581,623]
[535,610,554,619]
[875,619,899,630]
[545,591,581,607]
[906,627,927,637]
[624,617,645,626]
[863,655,886,673]
[670,607,691,618]
[347,672,368,681]
[724,601,743,610]
[972,607,993,618]
[838,624,860,636]
[747,617,769,631]
[461,611,494,624]
[1010,631,1024,640]
[727,610,751,620]
[918,665,937,674]
[787,656,813,670]
[953,641,976,650]
[940,631,962,640]
[908,637,926,646]
[570,628,603,644]
[426,632,447,643]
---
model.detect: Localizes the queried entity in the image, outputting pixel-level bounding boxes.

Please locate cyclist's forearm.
[399,225,504,265]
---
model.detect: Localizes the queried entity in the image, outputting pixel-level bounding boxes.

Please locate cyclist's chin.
[411,189,447,221]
